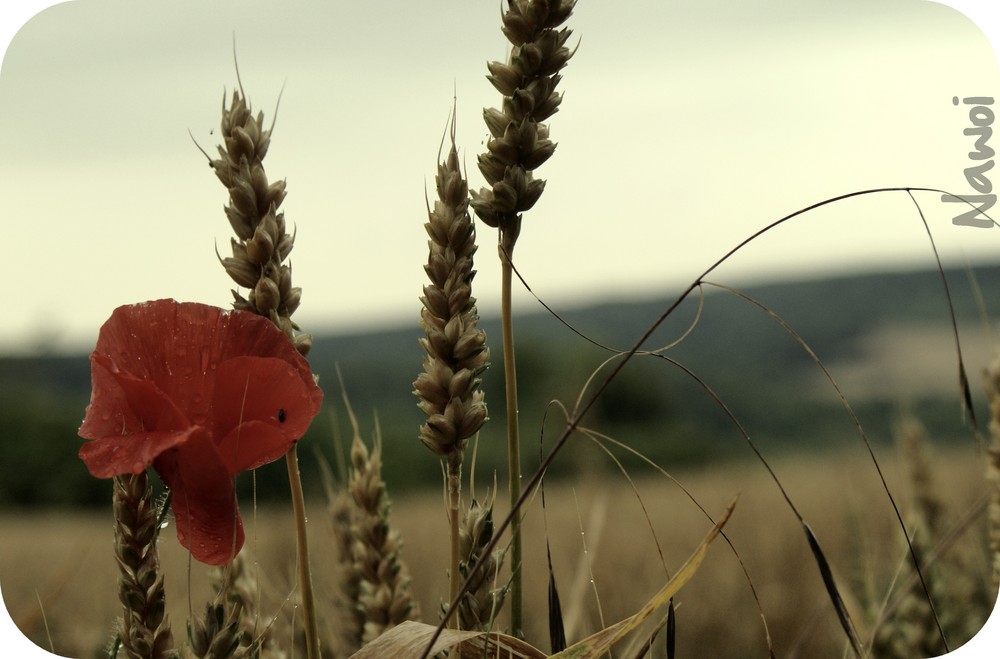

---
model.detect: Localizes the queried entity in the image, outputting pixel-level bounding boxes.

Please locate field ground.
[1,445,995,658]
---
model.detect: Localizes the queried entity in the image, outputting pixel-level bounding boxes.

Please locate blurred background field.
[2,264,1000,656]
[4,265,1000,505]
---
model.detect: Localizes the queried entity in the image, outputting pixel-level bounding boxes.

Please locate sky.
[1,1,1000,356]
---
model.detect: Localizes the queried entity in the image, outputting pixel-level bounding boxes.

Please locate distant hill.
[3,263,997,508]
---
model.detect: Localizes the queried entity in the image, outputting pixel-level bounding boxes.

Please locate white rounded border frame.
[0,0,998,657]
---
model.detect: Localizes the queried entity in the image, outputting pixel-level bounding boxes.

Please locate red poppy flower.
[78,299,323,565]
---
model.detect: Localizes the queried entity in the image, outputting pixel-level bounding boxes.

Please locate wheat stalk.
[204,83,320,659]
[413,112,490,625]
[468,0,577,634]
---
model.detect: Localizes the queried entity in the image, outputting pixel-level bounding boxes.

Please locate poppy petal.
[90,300,221,417]
[211,356,322,473]
[214,421,293,475]
[79,353,147,440]
[154,428,244,566]
[83,353,191,433]
[79,428,196,478]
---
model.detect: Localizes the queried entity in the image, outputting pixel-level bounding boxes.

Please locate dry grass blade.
[550,495,738,659]
[803,523,865,658]
[348,620,546,659]
[546,523,566,653]
[665,601,675,659]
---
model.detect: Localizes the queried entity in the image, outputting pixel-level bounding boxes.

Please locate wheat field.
[1,445,991,658]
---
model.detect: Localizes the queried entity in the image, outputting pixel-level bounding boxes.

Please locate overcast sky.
[1,1,999,355]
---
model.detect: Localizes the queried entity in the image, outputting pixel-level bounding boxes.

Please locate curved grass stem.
[285,446,320,659]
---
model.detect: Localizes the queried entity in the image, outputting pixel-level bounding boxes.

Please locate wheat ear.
[206,85,319,659]
[413,112,489,625]
[209,554,284,659]
[113,472,177,659]
[455,495,508,633]
[348,425,420,643]
[468,0,577,634]
[187,602,248,659]
[984,357,1000,592]
[328,487,364,657]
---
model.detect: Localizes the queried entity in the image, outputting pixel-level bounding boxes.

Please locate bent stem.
[500,231,523,637]
[286,446,320,659]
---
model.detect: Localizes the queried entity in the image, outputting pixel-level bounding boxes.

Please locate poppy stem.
[285,445,320,659]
